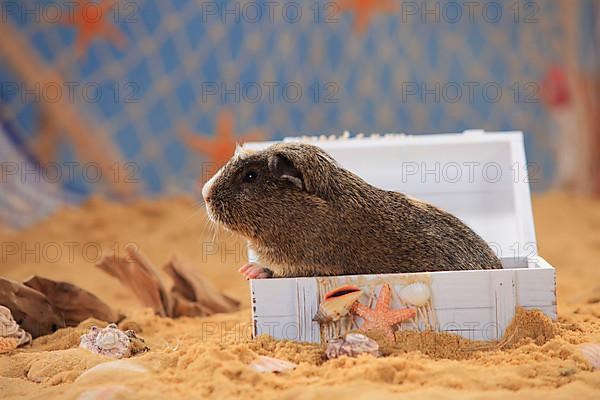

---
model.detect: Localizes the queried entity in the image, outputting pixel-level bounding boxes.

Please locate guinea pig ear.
[268,153,303,189]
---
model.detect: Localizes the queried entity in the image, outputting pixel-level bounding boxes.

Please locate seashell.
[249,355,297,373]
[77,385,131,400]
[399,282,431,307]
[313,285,363,324]
[95,328,127,350]
[578,342,600,370]
[0,337,19,353]
[76,360,148,383]
[326,333,380,359]
[124,330,150,355]
[0,305,32,350]
[80,324,148,359]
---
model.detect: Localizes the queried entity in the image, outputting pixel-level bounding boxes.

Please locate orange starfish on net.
[58,0,128,59]
[351,283,416,341]
[179,109,264,183]
[337,0,398,33]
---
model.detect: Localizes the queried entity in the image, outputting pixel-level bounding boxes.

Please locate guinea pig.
[202,142,502,278]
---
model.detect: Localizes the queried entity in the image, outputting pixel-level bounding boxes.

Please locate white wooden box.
[244,130,556,342]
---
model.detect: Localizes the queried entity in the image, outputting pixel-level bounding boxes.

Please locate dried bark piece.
[0,277,65,338]
[0,305,32,350]
[23,276,122,326]
[96,244,171,317]
[96,246,239,318]
[170,292,213,318]
[164,256,240,317]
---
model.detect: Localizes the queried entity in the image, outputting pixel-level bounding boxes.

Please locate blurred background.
[0,0,598,229]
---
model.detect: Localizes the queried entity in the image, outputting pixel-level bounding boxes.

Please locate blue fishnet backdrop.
[0,0,597,206]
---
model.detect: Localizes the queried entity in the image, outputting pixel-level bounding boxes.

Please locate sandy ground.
[0,192,599,399]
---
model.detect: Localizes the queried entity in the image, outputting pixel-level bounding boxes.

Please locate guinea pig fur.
[202,143,502,278]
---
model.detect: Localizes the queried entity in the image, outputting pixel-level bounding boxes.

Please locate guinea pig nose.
[201,186,211,203]
[202,168,221,203]
[201,179,213,203]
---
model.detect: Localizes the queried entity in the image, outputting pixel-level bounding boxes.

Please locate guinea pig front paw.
[238,263,273,279]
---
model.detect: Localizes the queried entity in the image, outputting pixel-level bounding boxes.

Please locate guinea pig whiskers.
[211,222,218,243]
[183,203,213,238]
[200,213,213,237]
[186,204,206,221]
[207,212,226,243]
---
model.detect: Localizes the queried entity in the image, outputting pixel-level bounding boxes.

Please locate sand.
[0,192,599,399]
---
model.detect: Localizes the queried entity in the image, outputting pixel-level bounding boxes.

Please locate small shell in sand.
[313,285,363,324]
[0,337,19,353]
[399,282,431,307]
[326,333,380,359]
[76,360,148,383]
[249,355,297,373]
[79,324,148,358]
[0,305,32,353]
[578,342,600,370]
[77,385,132,400]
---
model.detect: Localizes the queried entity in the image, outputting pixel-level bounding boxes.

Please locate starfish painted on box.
[314,277,438,342]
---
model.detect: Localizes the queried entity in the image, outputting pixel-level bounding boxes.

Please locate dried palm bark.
[96,244,172,317]
[165,257,240,317]
[96,246,239,318]
[0,277,65,338]
[23,276,123,326]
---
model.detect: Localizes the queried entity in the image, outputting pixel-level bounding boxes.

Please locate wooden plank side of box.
[251,278,321,342]
[251,264,556,343]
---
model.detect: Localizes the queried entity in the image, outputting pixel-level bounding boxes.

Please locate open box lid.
[244,130,537,260]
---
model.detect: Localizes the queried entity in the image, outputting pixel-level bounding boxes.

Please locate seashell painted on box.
[249,355,297,373]
[399,282,431,307]
[0,305,32,352]
[79,323,148,359]
[578,342,600,370]
[326,333,380,359]
[313,285,363,324]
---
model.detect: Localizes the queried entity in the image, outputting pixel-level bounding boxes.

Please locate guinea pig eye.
[242,170,258,183]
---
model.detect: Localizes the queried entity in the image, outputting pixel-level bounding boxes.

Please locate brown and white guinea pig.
[202,142,502,279]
